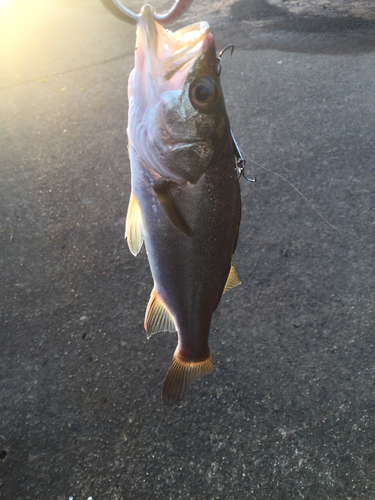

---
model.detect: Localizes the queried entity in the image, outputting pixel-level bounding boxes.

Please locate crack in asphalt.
[0,53,134,91]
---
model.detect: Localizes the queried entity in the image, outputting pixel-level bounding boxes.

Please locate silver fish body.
[125,6,241,405]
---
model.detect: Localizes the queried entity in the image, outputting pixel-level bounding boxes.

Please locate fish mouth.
[128,7,215,182]
[138,4,212,90]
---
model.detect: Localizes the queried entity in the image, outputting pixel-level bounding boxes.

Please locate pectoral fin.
[144,289,177,338]
[223,262,241,294]
[154,181,193,237]
[125,193,144,256]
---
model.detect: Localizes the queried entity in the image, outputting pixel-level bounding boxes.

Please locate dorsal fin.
[223,262,241,294]
[144,289,177,338]
[162,349,214,406]
[153,181,193,237]
[125,192,144,256]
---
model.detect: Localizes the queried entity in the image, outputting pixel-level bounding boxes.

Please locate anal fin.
[154,181,193,237]
[144,289,176,338]
[125,192,144,256]
[162,349,214,406]
[223,262,241,294]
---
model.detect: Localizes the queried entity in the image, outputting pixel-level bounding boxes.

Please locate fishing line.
[239,147,372,250]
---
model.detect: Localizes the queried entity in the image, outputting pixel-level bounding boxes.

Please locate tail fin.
[162,350,213,406]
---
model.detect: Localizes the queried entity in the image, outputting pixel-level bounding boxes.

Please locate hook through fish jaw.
[216,48,254,183]
[100,0,194,26]
[216,44,235,77]
[231,130,256,183]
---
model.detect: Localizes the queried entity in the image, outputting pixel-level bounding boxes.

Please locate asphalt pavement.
[1,0,374,499]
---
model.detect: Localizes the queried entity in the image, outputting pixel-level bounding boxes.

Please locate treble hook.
[231,130,256,183]
[101,0,193,26]
[216,44,234,77]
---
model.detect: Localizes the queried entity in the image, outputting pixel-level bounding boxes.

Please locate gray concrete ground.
[1,0,374,499]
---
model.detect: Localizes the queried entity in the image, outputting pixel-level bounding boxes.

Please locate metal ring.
[100,0,194,26]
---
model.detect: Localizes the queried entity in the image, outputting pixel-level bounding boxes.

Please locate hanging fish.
[102,0,245,406]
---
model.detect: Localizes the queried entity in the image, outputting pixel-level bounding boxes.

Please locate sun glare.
[0,0,59,84]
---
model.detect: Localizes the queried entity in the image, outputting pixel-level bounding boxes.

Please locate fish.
[125,4,241,406]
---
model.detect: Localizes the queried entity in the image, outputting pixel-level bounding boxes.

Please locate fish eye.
[189,77,217,111]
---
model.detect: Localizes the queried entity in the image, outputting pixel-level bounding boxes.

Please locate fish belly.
[130,147,240,404]
[134,155,239,348]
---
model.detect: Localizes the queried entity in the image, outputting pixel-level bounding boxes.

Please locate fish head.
[128,5,232,184]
